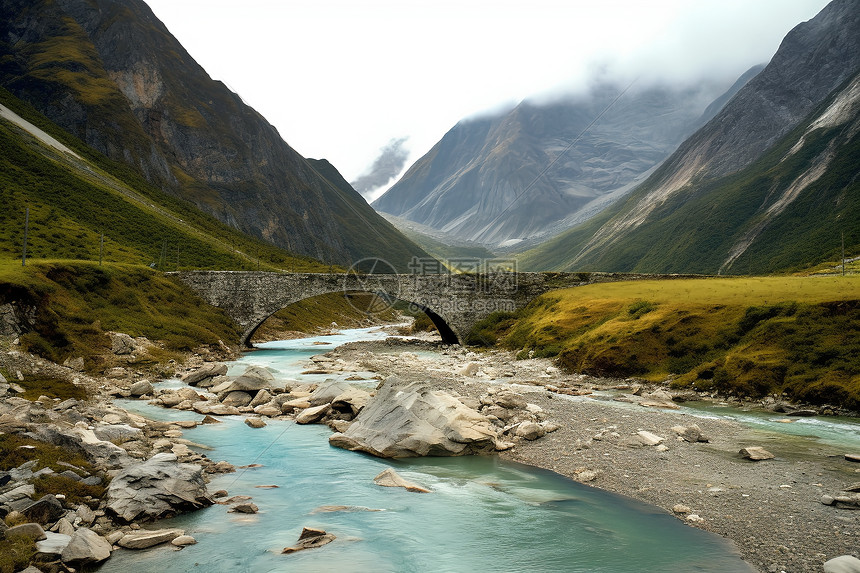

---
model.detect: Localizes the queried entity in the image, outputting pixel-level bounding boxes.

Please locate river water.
[104,327,759,572]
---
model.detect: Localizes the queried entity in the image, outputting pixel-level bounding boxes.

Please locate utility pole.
[21,207,29,266]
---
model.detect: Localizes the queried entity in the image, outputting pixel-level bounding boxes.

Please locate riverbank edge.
[2,328,858,572]
[323,337,859,573]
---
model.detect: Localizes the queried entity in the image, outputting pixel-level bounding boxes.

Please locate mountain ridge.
[519,0,860,274]
[0,0,429,271]
[373,76,753,249]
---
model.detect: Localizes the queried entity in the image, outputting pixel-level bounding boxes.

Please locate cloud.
[350,137,410,199]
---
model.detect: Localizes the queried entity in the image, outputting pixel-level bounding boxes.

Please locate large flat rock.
[329,377,498,458]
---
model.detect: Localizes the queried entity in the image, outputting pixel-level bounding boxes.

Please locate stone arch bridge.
[171,271,658,346]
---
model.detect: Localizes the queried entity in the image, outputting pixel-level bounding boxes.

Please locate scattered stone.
[110,333,136,355]
[209,461,236,473]
[94,423,142,443]
[249,389,273,408]
[686,514,705,523]
[821,492,860,509]
[515,421,546,441]
[229,503,259,514]
[459,362,479,376]
[573,469,601,482]
[117,528,185,549]
[373,468,431,493]
[495,391,529,411]
[282,527,336,554]
[308,381,354,407]
[786,409,818,417]
[60,528,112,565]
[6,522,47,541]
[76,504,96,526]
[105,453,213,522]
[35,531,71,558]
[845,453,860,463]
[296,404,331,424]
[129,380,153,397]
[739,447,775,461]
[253,404,282,417]
[245,416,266,428]
[105,531,125,545]
[172,535,197,547]
[824,555,860,573]
[22,494,65,525]
[672,504,692,514]
[182,363,228,386]
[329,377,498,458]
[636,431,665,446]
[210,366,274,394]
[331,387,371,416]
[221,391,253,407]
[201,415,221,424]
[55,518,75,536]
[219,495,252,505]
[671,424,710,443]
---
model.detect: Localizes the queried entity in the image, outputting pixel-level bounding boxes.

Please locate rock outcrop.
[282,527,336,554]
[104,453,212,522]
[329,377,499,457]
[60,527,112,565]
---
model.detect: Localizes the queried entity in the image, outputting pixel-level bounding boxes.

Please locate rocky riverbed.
[1,329,859,572]
[320,338,860,573]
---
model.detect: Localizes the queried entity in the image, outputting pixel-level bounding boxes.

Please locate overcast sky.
[144,0,830,200]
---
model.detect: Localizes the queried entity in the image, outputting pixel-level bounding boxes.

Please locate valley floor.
[325,338,859,573]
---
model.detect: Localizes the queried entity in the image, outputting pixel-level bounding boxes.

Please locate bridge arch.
[171,270,615,347]
[242,290,460,347]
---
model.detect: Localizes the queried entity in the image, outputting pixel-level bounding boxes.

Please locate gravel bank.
[325,339,860,573]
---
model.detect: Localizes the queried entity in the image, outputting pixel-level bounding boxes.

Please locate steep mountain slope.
[373,77,751,249]
[0,0,428,270]
[520,0,860,274]
[0,85,327,271]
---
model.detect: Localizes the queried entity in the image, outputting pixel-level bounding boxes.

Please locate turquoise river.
[101,327,774,572]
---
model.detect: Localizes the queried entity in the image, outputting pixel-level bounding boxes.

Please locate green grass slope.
[0,86,328,271]
[0,261,240,369]
[470,276,860,410]
[519,74,860,275]
[0,0,428,268]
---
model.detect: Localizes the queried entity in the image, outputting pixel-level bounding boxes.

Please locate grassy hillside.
[0,2,430,269]
[0,261,241,369]
[518,73,860,275]
[470,276,860,409]
[0,86,329,271]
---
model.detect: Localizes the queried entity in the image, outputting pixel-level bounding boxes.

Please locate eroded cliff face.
[373,78,748,249]
[520,0,860,275]
[0,0,427,268]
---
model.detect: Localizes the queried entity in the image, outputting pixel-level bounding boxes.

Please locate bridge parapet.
[170,271,699,346]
